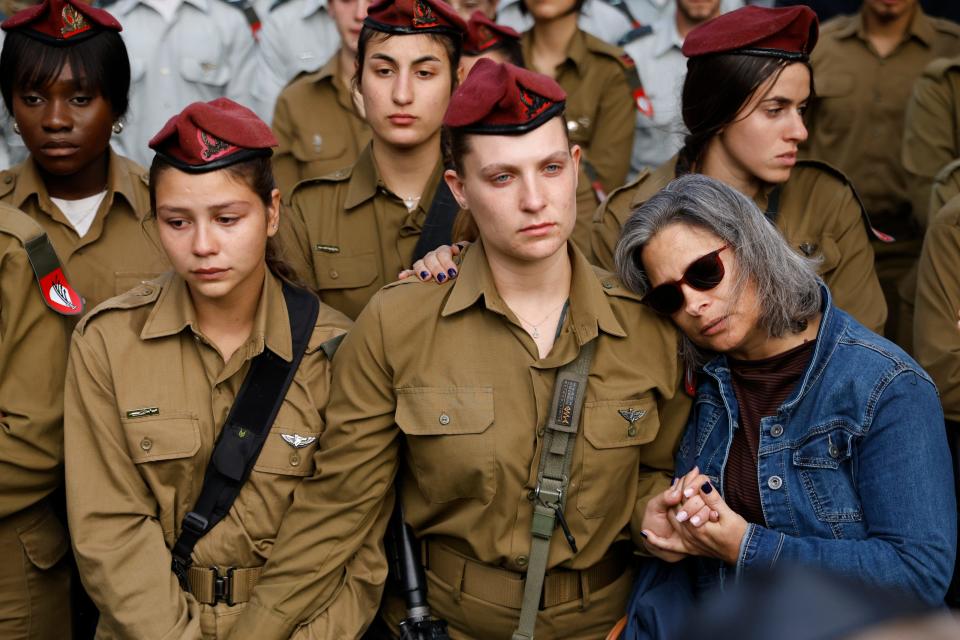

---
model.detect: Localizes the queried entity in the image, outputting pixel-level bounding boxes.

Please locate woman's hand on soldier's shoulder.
[398,242,470,283]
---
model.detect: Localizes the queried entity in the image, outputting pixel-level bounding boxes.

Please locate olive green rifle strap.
[512,338,597,640]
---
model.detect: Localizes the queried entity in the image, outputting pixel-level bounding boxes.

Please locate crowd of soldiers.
[3,0,960,638]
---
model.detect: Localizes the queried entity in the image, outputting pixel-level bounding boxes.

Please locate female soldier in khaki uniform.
[270,0,372,195]
[230,60,689,640]
[278,0,468,320]
[64,99,387,639]
[0,0,169,313]
[591,6,888,334]
[0,204,74,639]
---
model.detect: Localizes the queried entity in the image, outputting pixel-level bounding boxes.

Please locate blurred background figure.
[461,10,523,74]
[619,0,726,177]
[674,566,960,640]
[238,0,340,122]
[107,0,256,167]
[269,0,370,194]
[800,0,960,347]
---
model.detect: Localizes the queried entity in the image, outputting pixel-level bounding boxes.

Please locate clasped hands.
[640,466,749,566]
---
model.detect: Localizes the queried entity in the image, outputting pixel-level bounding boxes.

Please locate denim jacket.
[677,285,957,605]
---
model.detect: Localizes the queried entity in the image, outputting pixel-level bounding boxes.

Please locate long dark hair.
[148,155,303,285]
[0,30,131,118]
[678,54,813,173]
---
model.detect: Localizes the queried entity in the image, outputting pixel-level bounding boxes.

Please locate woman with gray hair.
[620,173,956,607]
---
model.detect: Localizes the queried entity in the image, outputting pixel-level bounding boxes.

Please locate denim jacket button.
[767,475,783,490]
[828,444,840,459]
[770,424,784,437]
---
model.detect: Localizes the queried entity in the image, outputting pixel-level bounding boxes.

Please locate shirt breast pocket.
[577,396,659,519]
[792,428,862,524]
[180,56,232,95]
[291,128,350,165]
[122,414,201,534]
[311,250,379,291]
[395,387,495,504]
[812,73,856,137]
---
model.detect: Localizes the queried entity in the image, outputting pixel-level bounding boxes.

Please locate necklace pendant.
[532,327,540,339]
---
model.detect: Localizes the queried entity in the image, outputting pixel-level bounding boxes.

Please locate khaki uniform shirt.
[902,55,960,228]
[279,143,444,319]
[0,204,68,519]
[65,271,387,639]
[271,54,371,196]
[231,241,690,639]
[591,157,887,334]
[914,194,960,422]
[521,29,636,193]
[0,151,170,314]
[803,9,960,232]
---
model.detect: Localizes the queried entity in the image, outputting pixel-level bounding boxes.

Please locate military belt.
[186,565,263,606]
[425,540,627,611]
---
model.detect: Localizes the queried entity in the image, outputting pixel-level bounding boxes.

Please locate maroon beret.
[682,6,818,60]
[464,11,519,56]
[444,59,565,134]
[1,0,121,45]
[364,0,466,39]
[148,98,278,173]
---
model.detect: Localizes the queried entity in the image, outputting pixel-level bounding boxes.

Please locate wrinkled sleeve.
[821,183,887,334]
[587,67,634,193]
[0,245,67,517]
[902,72,957,229]
[278,193,319,292]
[228,292,400,639]
[65,329,202,639]
[735,371,955,607]
[914,213,960,422]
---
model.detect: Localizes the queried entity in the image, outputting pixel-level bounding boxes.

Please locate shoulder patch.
[617,24,653,47]
[75,281,162,334]
[0,205,84,316]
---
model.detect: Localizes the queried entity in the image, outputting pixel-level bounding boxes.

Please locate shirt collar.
[441,240,627,343]
[112,0,208,16]
[845,8,935,48]
[13,149,143,219]
[652,11,683,58]
[521,27,589,74]
[141,269,294,362]
[343,143,445,212]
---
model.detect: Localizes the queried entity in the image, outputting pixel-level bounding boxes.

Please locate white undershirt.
[51,191,107,238]
[141,0,184,23]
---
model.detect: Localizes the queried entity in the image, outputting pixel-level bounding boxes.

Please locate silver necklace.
[401,194,421,211]
[513,299,567,339]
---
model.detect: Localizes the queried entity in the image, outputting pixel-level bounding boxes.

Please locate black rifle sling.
[412,178,460,263]
[171,282,320,584]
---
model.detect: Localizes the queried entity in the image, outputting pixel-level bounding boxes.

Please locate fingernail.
[676,510,688,522]
[437,273,446,283]
[702,481,713,494]
[448,268,457,279]
[419,271,429,280]
[640,530,648,539]
[683,487,695,498]
[691,515,701,526]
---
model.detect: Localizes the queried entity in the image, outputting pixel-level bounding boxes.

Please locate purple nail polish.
[419,271,429,280]
[448,268,457,279]
[437,273,446,283]
[702,481,713,494]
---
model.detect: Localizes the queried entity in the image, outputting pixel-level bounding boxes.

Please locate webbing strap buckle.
[182,511,209,536]
[213,567,238,606]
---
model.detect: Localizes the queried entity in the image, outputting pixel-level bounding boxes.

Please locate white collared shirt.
[497,0,633,46]
[109,0,256,166]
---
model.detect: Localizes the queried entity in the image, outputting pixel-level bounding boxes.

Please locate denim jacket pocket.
[792,428,862,524]
[396,387,496,504]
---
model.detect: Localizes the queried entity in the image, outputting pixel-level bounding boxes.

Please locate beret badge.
[60,4,90,38]
[413,0,440,28]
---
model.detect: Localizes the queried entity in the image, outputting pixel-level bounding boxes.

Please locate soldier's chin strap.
[512,338,597,640]
[171,281,320,588]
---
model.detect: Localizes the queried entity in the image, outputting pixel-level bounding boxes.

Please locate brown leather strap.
[425,541,628,610]
[186,566,263,605]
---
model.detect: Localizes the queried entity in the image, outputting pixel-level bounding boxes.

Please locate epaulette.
[930,158,960,214]
[381,277,421,290]
[922,55,960,80]
[930,15,960,39]
[594,270,642,302]
[75,279,163,334]
[592,167,650,224]
[269,0,296,11]
[617,24,653,48]
[795,159,894,243]
[0,203,84,316]
[220,0,262,33]
[605,46,652,118]
[0,169,16,200]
